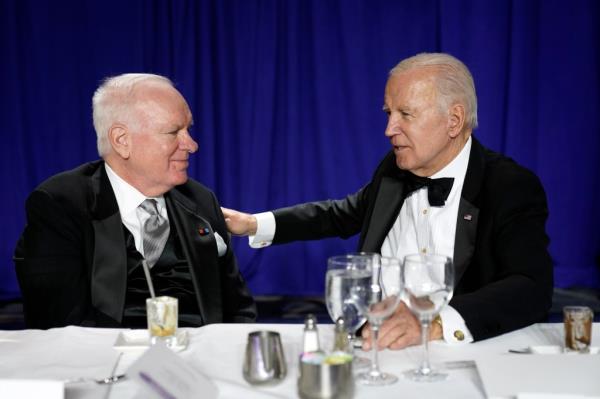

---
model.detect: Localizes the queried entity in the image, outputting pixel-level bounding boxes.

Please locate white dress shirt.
[249,137,474,344]
[104,163,168,258]
[105,163,228,258]
[379,137,473,344]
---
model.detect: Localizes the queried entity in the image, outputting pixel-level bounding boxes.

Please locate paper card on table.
[476,354,600,399]
[0,379,63,399]
[127,342,218,399]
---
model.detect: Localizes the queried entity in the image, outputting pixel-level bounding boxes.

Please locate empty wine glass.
[401,253,454,382]
[356,256,402,385]
[325,254,376,368]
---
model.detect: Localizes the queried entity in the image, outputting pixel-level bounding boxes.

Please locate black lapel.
[90,163,127,324]
[360,176,406,253]
[453,137,485,285]
[166,190,220,324]
[453,198,478,285]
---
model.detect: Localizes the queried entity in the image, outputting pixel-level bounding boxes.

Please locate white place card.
[477,354,600,398]
[127,341,218,399]
[0,379,63,399]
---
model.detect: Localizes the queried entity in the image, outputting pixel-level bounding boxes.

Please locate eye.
[162,128,179,136]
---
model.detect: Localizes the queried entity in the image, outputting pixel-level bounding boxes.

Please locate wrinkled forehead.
[385,68,440,105]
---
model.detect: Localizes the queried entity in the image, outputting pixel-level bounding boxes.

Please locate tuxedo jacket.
[272,137,553,341]
[15,161,256,329]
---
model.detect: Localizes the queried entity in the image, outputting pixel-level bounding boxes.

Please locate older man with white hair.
[15,73,256,328]
[223,52,553,349]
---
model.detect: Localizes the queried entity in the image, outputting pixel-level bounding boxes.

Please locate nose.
[384,114,401,138]
[179,130,199,153]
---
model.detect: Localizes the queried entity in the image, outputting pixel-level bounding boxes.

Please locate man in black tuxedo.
[222,53,552,349]
[15,74,256,329]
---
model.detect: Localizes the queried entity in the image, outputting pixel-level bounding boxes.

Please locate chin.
[395,157,410,171]
[170,173,189,186]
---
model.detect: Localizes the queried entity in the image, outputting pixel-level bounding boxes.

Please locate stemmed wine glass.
[401,253,454,382]
[325,254,376,368]
[355,256,402,385]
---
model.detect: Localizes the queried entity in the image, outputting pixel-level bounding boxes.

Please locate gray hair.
[390,53,478,130]
[92,73,174,156]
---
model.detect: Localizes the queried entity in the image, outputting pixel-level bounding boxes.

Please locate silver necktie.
[139,199,170,268]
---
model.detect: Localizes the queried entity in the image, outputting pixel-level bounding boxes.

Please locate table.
[0,323,598,398]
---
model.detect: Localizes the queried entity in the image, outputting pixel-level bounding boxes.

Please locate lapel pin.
[463,214,472,221]
[198,227,210,236]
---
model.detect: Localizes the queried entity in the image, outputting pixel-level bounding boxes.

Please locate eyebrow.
[162,127,179,135]
[162,120,194,133]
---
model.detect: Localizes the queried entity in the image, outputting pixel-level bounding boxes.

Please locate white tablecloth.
[0,323,598,398]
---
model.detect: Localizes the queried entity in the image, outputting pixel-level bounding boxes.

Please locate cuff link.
[433,315,443,330]
[453,330,465,341]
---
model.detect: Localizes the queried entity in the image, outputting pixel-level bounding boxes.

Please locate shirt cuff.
[439,306,474,344]
[248,212,276,248]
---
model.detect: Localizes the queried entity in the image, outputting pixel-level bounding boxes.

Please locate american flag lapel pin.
[198,227,210,236]
[463,214,472,221]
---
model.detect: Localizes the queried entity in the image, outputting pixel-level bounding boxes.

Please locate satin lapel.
[166,190,220,324]
[453,198,478,285]
[90,164,127,324]
[453,137,485,286]
[361,177,405,252]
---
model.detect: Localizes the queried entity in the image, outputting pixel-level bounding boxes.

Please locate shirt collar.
[431,136,472,181]
[104,163,166,217]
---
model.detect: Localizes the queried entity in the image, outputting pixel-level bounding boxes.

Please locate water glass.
[401,254,453,382]
[326,253,376,368]
[146,296,178,346]
[356,256,402,385]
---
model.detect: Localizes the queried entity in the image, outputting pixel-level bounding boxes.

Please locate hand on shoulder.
[221,207,258,236]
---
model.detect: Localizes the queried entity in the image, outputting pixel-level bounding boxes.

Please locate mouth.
[171,159,189,168]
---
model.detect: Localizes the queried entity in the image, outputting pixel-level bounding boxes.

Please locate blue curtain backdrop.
[1,0,599,299]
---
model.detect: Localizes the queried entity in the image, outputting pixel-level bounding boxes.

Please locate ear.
[107,124,131,159]
[447,103,466,138]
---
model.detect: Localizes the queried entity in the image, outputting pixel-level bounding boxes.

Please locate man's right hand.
[221,207,258,236]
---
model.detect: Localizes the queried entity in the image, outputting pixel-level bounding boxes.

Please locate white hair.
[92,73,174,156]
[390,53,478,130]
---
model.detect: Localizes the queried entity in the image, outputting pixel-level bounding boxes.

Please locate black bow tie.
[402,172,454,207]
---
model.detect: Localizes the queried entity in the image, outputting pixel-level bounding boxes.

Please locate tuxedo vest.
[121,225,203,328]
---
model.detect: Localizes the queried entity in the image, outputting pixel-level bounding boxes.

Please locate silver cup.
[243,331,287,385]
[298,359,354,399]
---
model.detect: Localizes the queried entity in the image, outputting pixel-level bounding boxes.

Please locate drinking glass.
[563,306,593,352]
[356,256,402,385]
[325,253,376,368]
[401,254,454,382]
[243,331,287,385]
[146,296,178,346]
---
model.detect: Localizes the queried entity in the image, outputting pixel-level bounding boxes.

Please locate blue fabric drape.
[2,0,599,299]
